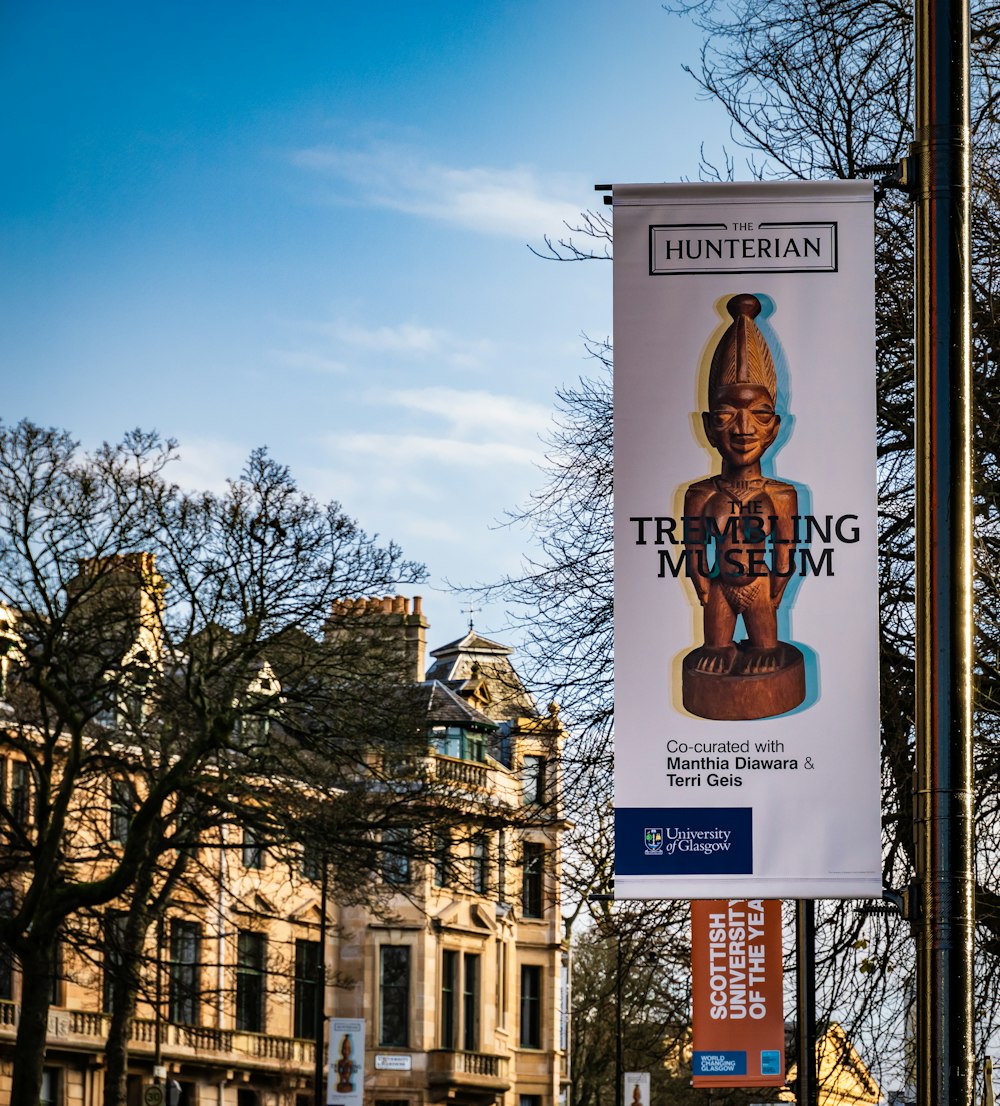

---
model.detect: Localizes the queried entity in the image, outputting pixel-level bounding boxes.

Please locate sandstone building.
[0,592,568,1106]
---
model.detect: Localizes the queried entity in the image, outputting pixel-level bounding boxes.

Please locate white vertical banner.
[613,181,882,899]
[624,1072,651,1106]
[328,1018,366,1106]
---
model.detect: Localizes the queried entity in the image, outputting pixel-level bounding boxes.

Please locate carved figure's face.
[702,383,780,467]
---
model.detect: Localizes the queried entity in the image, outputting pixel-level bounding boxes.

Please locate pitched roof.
[414,680,497,730]
[428,631,513,661]
[423,631,536,721]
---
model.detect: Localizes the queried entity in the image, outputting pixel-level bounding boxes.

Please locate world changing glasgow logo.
[615,808,753,875]
[692,1051,748,1077]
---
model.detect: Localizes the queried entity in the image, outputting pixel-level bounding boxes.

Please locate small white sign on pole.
[624,1072,650,1106]
[327,1018,366,1106]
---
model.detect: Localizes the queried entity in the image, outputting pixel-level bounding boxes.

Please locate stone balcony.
[431,755,491,792]
[0,1001,314,1070]
[427,1048,510,1103]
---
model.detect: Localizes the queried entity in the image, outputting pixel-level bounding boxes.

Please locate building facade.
[0,596,568,1106]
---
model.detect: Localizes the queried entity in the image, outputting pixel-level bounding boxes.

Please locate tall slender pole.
[795,901,817,1106]
[615,932,623,1106]
[154,914,164,1078]
[912,0,974,1098]
[315,857,329,1106]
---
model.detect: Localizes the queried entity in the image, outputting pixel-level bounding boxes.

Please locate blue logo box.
[761,1050,782,1075]
[614,807,752,875]
[692,1051,748,1077]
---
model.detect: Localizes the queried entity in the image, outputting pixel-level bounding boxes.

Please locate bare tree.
[0,423,427,1106]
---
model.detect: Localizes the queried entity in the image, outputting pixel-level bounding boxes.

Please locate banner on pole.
[613,181,882,899]
[691,899,784,1087]
[623,1072,650,1106]
[327,1018,365,1106]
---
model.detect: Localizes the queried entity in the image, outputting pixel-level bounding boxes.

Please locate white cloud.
[169,438,249,494]
[313,319,497,369]
[291,142,588,240]
[329,432,541,470]
[383,386,551,441]
[330,321,446,355]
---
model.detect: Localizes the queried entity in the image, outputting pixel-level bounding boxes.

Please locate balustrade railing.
[433,756,490,790]
[429,1049,509,1081]
[0,1003,313,1067]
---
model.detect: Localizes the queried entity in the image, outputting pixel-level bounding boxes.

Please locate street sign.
[143,1085,165,1106]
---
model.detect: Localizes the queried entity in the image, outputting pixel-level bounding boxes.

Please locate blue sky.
[0,1,734,649]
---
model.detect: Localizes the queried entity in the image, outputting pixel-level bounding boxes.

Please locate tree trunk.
[10,938,56,1106]
[103,874,158,1106]
[101,925,147,1106]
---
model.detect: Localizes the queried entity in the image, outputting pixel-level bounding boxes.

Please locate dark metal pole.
[154,914,164,1078]
[615,933,623,1106]
[315,858,329,1106]
[795,901,817,1106]
[912,0,974,1099]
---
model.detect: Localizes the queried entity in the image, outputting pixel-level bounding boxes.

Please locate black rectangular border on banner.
[648,220,839,275]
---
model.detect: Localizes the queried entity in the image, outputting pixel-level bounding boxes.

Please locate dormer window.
[429,726,486,763]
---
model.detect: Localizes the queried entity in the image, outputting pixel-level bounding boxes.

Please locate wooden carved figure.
[681,293,806,720]
[336,1034,355,1093]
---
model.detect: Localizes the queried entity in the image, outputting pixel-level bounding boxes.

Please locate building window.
[429,726,486,763]
[520,756,546,804]
[471,836,489,895]
[242,826,263,870]
[440,950,479,1051]
[463,953,480,1051]
[433,832,451,888]
[440,949,458,1047]
[110,778,136,844]
[50,939,62,1003]
[382,827,411,886]
[235,931,266,1032]
[0,888,13,1001]
[294,939,321,1039]
[11,761,30,825]
[522,843,544,918]
[497,830,507,904]
[520,964,542,1048]
[235,712,270,749]
[40,1068,59,1106]
[103,911,128,1013]
[496,941,508,1029]
[378,945,410,1047]
[302,843,322,882]
[168,920,201,1025]
[466,731,485,763]
[520,1097,542,1106]
[559,954,570,1051]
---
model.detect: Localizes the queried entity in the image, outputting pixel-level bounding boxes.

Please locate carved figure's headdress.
[707,293,777,403]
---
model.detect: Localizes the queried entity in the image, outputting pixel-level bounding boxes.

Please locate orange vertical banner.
[690,899,784,1087]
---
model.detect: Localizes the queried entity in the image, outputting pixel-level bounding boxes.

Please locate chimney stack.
[326,594,428,682]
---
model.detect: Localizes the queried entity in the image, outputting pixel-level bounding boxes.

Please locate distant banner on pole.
[327,1018,365,1106]
[623,1072,650,1106]
[691,899,784,1087]
[613,181,882,899]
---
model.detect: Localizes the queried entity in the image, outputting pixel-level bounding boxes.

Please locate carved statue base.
[682,641,805,720]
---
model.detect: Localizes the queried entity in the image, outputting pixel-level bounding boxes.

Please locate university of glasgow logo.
[644,828,663,855]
